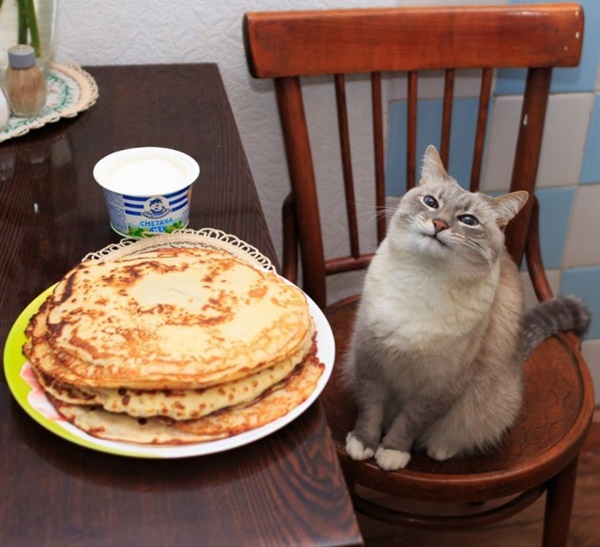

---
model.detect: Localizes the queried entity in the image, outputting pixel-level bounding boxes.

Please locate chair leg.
[542,456,579,547]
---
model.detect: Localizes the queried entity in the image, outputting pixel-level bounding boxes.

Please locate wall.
[53,0,599,400]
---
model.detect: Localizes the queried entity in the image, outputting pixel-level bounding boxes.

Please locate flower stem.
[25,0,41,57]
[13,0,41,57]
[17,0,28,44]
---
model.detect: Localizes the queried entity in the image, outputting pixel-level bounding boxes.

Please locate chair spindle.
[470,68,493,192]
[441,69,455,169]
[506,66,553,265]
[334,73,360,259]
[407,70,418,190]
[371,71,386,243]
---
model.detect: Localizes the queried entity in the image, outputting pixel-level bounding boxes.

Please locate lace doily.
[0,64,99,143]
[82,228,276,272]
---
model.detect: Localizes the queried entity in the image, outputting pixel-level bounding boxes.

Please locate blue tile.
[580,93,600,184]
[560,266,600,339]
[386,98,479,195]
[495,68,528,96]
[496,0,599,95]
[386,101,407,195]
[536,187,576,269]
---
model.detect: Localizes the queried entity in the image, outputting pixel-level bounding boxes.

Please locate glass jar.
[0,85,9,130]
[5,44,47,117]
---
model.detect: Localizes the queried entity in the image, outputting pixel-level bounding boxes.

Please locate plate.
[3,283,335,459]
[0,64,99,143]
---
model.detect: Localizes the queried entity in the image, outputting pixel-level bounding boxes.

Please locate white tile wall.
[482,93,595,192]
[538,94,595,187]
[563,185,600,267]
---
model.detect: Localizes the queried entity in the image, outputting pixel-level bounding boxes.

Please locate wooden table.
[0,64,362,547]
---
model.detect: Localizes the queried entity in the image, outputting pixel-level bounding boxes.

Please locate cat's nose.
[432,219,449,234]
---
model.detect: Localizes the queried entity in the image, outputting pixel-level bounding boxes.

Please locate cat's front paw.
[345,432,375,461]
[375,446,411,470]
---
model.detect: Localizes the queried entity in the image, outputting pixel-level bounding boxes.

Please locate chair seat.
[321,295,594,504]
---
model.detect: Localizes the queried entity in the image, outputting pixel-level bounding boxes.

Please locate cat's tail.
[521,295,591,357]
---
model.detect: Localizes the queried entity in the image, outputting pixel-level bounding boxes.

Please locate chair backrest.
[244,4,584,309]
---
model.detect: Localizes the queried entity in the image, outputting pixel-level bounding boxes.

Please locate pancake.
[49,355,324,445]
[170,353,324,438]
[25,300,311,419]
[41,246,313,389]
[49,395,226,445]
[22,244,325,445]
[29,336,307,420]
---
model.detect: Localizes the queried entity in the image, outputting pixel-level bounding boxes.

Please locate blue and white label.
[103,185,192,238]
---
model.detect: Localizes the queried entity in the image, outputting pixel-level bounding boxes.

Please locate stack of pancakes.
[23,246,324,444]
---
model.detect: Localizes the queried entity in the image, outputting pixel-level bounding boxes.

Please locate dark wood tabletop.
[0,64,362,547]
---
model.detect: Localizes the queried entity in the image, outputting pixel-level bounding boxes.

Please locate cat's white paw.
[345,432,375,460]
[375,446,411,470]
[427,446,458,462]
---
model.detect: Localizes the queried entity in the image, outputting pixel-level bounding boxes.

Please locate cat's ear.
[491,191,529,229]
[420,145,447,185]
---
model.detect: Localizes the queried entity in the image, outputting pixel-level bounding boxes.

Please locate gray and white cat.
[344,145,591,471]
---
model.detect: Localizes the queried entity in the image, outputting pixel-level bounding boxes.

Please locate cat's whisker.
[354,206,398,232]
[362,209,386,226]
[462,238,494,270]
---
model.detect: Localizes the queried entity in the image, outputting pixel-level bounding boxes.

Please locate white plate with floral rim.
[3,229,335,458]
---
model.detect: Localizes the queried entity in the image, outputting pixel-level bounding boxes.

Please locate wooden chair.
[244,4,594,546]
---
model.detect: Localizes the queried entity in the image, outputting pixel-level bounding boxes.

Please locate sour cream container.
[93,147,200,238]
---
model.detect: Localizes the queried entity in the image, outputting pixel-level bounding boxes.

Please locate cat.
[344,145,591,471]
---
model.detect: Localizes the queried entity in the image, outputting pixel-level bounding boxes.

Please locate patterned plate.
[3,229,336,458]
[0,64,99,143]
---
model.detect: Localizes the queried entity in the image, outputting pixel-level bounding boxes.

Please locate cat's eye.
[422,195,439,209]
[458,214,479,226]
